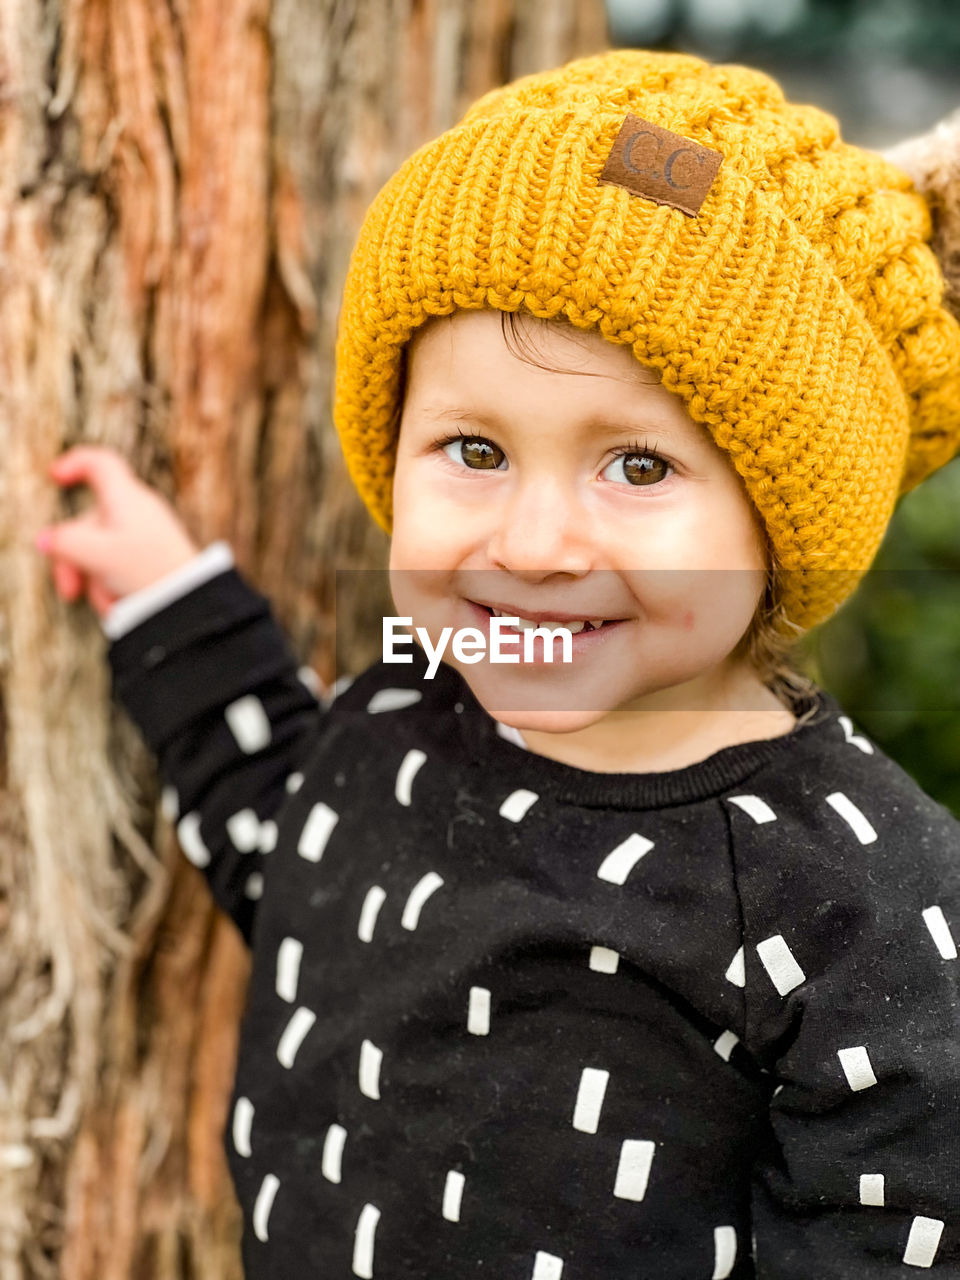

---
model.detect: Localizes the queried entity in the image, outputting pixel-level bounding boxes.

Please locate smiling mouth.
[470,602,624,634]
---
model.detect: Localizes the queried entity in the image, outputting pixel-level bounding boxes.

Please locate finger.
[47,446,134,516]
[49,443,128,473]
[41,514,118,576]
[52,557,85,601]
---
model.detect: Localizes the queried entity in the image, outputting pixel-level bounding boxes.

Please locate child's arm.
[733,767,960,1274]
[37,446,329,946]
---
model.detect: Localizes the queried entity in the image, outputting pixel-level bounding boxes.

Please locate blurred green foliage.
[769,0,960,65]
[802,460,960,816]
[606,0,960,65]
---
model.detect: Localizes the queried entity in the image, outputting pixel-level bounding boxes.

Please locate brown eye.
[442,437,506,470]
[623,454,667,485]
[605,452,671,487]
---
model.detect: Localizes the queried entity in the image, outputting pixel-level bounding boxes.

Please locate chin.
[491,707,609,736]
[461,677,613,735]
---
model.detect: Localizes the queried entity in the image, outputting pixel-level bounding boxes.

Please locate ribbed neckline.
[430,656,841,810]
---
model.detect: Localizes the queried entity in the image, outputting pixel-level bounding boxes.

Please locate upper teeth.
[490,608,607,633]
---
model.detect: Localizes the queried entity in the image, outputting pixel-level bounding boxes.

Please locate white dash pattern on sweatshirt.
[860,1174,885,1206]
[252,1172,280,1242]
[358,886,387,942]
[368,687,422,713]
[596,832,654,884]
[531,1252,564,1280]
[714,1030,739,1062]
[589,946,620,974]
[232,1096,254,1157]
[275,937,303,1003]
[352,1203,381,1278]
[226,807,261,852]
[359,1039,383,1099]
[922,905,958,960]
[298,802,339,862]
[322,1123,347,1183]
[442,1170,465,1222]
[467,986,491,1035]
[903,1216,944,1268]
[224,694,271,753]
[727,794,777,823]
[572,1067,609,1133]
[712,1226,738,1279]
[725,946,746,987]
[401,872,444,930]
[177,813,210,868]
[825,791,878,844]
[499,789,539,821]
[838,716,874,753]
[756,934,806,996]
[276,1007,316,1068]
[395,748,427,806]
[838,1046,878,1091]
[613,1138,655,1201]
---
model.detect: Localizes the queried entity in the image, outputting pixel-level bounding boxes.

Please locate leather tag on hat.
[599,114,723,216]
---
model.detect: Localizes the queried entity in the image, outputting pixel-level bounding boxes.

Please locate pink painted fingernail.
[35,530,52,552]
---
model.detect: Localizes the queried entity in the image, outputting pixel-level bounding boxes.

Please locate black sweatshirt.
[105,562,960,1279]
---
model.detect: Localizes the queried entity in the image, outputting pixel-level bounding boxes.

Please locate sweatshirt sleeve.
[727,748,960,1276]
[106,562,329,948]
[101,541,237,639]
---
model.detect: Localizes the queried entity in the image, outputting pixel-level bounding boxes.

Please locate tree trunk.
[0,1,608,1276]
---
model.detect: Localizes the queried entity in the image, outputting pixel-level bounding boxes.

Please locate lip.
[468,599,628,625]
[464,599,628,661]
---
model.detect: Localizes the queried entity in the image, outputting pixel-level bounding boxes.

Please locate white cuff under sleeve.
[101,540,236,640]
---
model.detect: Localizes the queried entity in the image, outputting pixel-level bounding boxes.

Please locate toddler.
[36,50,960,1280]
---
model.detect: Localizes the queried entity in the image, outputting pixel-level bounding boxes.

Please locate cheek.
[680,577,762,638]
[389,466,431,566]
[721,489,769,571]
[623,568,762,643]
[699,504,767,570]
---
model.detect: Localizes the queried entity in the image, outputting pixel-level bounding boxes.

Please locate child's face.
[389,308,769,733]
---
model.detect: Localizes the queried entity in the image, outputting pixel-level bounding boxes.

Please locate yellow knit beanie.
[333,49,960,634]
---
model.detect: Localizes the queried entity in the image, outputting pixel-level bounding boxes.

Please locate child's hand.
[35,445,203,620]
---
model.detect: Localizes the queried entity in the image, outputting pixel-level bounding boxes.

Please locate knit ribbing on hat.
[333,50,960,634]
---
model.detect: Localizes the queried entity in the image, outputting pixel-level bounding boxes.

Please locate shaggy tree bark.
[0,1,608,1276]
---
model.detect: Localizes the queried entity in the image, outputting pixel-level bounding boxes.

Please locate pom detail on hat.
[881,109,960,496]
[883,108,960,321]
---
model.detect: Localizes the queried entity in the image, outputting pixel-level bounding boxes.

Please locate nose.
[485,477,595,576]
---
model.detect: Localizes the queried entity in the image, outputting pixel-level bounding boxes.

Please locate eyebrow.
[420,404,690,441]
